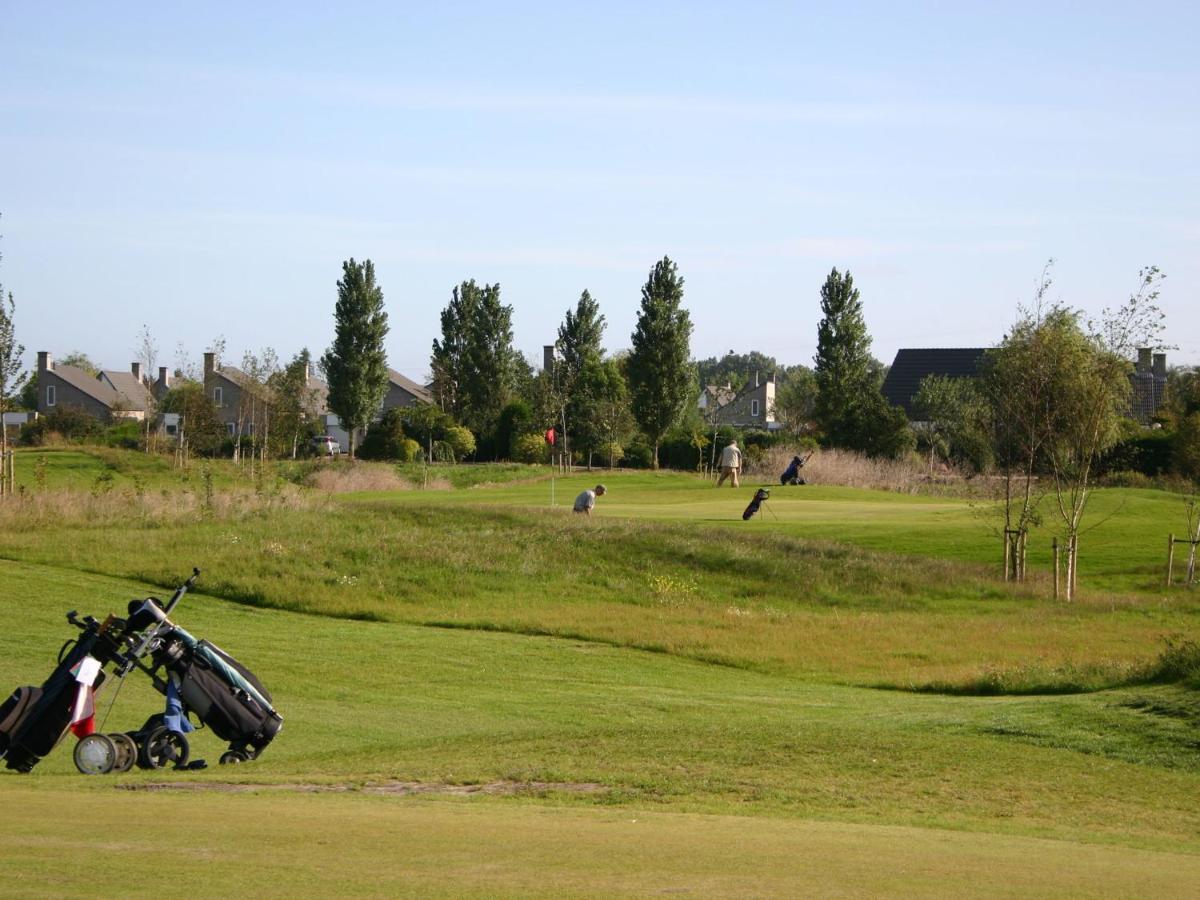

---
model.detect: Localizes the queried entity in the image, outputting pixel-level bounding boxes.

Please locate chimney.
[1137,347,1152,373]
[1153,352,1167,379]
[543,344,556,374]
[203,351,216,380]
[158,366,170,388]
[754,371,760,388]
[131,362,143,383]
[305,361,312,384]
[38,351,53,374]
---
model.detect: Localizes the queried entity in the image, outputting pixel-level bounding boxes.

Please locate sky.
[2,1,1198,383]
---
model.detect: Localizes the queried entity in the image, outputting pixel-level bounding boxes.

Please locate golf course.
[3,448,1200,897]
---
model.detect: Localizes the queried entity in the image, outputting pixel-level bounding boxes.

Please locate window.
[226,423,236,435]
[246,422,255,436]
[46,385,56,407]
[750,399,760,417]
[214,387,223,406]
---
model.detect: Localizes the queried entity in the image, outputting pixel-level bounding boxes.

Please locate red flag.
[545,427,556,446]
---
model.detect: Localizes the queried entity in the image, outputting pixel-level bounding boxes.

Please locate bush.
[512,432,548,464]
[1100,430,1173,477]
[619,440,655,469]
[443,425,476,461]
[359,408,408,461]
[495,401,534,461]
[19,406,105,445]
[103,421,143,450]
[397,438,422,463]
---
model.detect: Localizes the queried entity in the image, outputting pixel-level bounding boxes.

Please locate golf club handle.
[164,567,201,616]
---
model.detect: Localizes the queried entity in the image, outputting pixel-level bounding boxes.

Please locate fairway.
[3,459,1200,896]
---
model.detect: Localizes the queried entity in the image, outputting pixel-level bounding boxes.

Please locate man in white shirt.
[716,440,742,487]
[573,484,607,515]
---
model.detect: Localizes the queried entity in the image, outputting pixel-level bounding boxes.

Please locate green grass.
[3,449,1200,895]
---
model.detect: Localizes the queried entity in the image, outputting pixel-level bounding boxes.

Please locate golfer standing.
[716,440,742,487]
[573,484,607,515]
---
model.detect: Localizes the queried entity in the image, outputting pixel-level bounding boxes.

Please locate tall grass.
[761,446,989,495]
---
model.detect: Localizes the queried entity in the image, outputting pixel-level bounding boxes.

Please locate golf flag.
[545,427,556,446]
[69,655,102,738]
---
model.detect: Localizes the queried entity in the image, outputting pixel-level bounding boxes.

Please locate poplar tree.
[628,256,694,468]
[813,267,872,442]
[554,290,607,461]
[321,259,390,458]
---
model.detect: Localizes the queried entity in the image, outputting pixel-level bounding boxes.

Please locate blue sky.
[3,1,1197,382]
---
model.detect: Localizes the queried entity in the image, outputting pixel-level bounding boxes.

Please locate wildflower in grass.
[338,574,359,586]
[263,541,286,557]
[649,573,698,599]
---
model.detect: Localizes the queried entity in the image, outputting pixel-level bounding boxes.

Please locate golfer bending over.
[573,484,607,515]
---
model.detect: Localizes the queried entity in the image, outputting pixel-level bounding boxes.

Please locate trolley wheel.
[108,733,138,773]
[219,750,248,765]
[141,726,189,770]
[74,733,118,775]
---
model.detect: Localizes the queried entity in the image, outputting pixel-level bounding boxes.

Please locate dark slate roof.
[881,348,988,415]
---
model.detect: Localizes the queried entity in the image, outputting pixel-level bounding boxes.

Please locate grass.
[4,448,1200,894]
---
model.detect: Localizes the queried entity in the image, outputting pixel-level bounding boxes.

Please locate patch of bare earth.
[117,780,606,796]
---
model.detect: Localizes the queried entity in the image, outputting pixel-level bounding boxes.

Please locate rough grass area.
[4,562,1200,899]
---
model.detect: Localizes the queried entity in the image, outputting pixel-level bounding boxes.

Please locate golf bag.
[143,613,282,763]
[742,488,770,520]
[0,625,113,773]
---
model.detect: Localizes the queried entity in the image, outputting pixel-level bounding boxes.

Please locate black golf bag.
[742,488,770,520]
[0,624,115,772]
[147,621,283,764]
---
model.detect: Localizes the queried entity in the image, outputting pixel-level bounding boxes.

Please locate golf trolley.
[1,569,283,775]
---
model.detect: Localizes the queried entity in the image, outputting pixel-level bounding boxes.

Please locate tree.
[774,367,819,438]
[430,280,518,452]
[912,375,991,473]
[543,290,611,465]
[984,263,1151,600]
[0,290,27,494]
[813,268,873,443]
[321,259,390,458]
[627,256,694,467]
[268,349,320,459]
[159,381,226,457]
[59,351,99,376]
[134,324,159,453]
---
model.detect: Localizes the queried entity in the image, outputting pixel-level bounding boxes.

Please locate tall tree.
[628,256,694,468]
[553,290,607,461]
[430,280,517,451]
[134,324,159,452]
[813,267,872,443]
[321,259,390,458]
[0,290,27,492]
[269,349,320,459]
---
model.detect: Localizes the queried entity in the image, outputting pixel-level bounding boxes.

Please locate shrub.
[103,421,143,450]
[443,425,476,461]
[512,432,548,464]
[19,406,105,445]
[495,401,534,461]
[358,408,408,461]
[1100,430,1174,477]
[619,440,655,469]
[398,438,422,463]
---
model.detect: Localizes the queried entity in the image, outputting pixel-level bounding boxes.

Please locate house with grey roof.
[36,352,153,422]
[881,349,988,417]
[699,372,779,430]
[882,346,1169,425]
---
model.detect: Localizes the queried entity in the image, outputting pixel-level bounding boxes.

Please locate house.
[203,351,333,439]
[36,352,153,422]
[882,346,1169,425]
[1130,348,1168,425]
[700,372,778,430]
[384,368,433,409]
[880,348,988,417]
